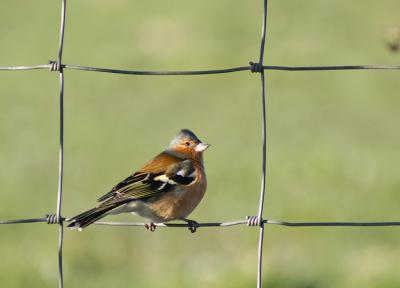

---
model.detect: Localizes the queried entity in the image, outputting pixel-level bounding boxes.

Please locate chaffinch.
[67,129,210,233]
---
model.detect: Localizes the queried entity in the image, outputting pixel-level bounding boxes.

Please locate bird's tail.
[67,204,119,230]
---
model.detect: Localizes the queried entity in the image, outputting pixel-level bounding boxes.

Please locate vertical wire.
[56,1,67,288]
[257,0,268,223]
[57,73,65,288]
[256,74,267,288]
[256,1,268,288]
[258,0,268,67]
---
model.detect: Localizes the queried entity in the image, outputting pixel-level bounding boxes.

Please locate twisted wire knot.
[48,60,60,72]
[249,61,263,73]
[46,214,62,224]
[246,216,264,227]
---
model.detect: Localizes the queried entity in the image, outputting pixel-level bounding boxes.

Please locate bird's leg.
[180,218,199,233]
[144,222,156,232]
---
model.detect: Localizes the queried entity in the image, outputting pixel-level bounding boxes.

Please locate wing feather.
[96,152,196,206]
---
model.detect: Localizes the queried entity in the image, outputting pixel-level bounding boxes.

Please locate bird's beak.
[195,143,210,152]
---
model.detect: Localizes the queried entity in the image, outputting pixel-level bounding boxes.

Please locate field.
[1,1,400,287]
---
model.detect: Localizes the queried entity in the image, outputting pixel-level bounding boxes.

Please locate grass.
[1,0,400,287]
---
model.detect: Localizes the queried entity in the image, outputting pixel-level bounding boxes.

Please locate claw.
[185,219,199,233]
[144,222,156,232]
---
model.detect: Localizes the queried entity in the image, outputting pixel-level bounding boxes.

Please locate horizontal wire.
[0,64,51,71]
[1,63,400,74]
[2,216,400,227]
[0,217,49,224]
[265,64,400,71]
[94,220,248,227]
[93,220,400,227]
[265,220,400,227]
[64,64,250,75]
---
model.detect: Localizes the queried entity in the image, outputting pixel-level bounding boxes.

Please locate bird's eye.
[185,142,190,147]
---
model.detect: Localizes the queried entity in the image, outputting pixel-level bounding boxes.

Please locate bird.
[67,129,210,233]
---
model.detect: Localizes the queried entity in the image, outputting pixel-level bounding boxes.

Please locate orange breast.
[149,168,207,221]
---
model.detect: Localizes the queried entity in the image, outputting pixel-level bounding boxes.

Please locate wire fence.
[1,1,400,288]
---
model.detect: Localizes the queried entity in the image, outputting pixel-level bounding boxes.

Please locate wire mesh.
[1,1,400,288]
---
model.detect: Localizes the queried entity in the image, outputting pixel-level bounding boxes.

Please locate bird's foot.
[181,218,199,233]
[144,222,156,232]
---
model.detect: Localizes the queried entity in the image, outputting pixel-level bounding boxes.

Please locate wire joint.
[249,61,264,73]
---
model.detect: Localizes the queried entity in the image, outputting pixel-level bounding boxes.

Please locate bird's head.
[168,129,210,159]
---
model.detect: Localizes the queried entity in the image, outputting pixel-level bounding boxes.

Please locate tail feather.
[67,204,118,230]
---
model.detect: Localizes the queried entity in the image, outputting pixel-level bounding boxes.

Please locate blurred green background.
[1,0,400,287]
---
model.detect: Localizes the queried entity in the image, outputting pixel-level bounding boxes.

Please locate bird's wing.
[97,152,196,204]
